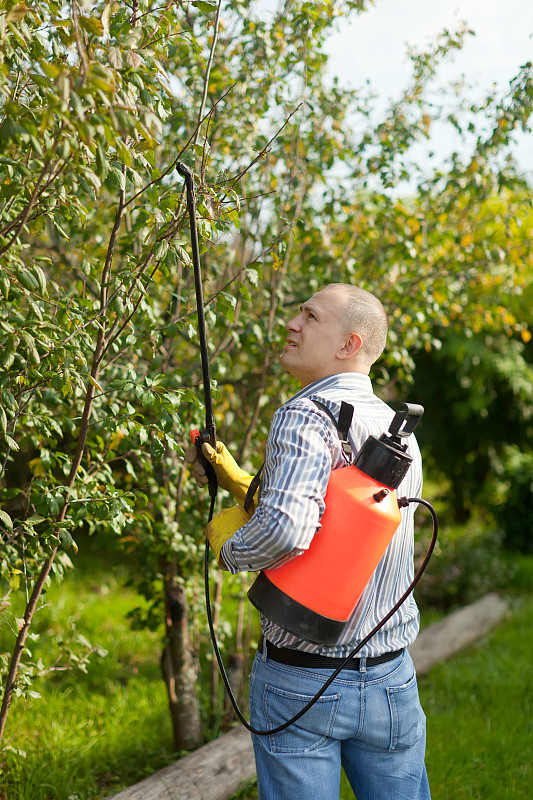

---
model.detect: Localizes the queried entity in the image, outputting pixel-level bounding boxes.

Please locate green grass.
[418,594,532,800]
[1,547,532,800]
[1,682,176,800]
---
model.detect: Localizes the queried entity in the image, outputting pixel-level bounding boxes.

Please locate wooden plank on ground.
[410,592,508,676]
[108,725,255,800]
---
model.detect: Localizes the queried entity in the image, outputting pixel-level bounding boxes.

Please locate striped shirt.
[222,372,423,658]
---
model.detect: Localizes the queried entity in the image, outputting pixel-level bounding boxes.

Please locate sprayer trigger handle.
[190,427,218,499]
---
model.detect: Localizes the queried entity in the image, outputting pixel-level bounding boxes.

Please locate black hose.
[176,163,215,439]
[205,496,438,736]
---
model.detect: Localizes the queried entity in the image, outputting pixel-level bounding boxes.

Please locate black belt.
[259,636,403,670]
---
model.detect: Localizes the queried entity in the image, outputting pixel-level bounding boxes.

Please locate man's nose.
[287,312,303,331]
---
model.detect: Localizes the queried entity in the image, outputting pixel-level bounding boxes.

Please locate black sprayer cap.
[354,403,424,489]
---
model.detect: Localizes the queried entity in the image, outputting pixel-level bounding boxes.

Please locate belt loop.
[359,655,367,674]
[258,634,267,662]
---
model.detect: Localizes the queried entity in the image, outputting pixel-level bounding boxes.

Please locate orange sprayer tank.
[247,403,424,645]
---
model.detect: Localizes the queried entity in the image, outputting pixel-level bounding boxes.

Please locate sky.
[322,0,533,178]
[258,0,533,181]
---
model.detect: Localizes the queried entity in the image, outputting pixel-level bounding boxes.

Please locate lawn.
[0,545,178,800]
[0,547,531,800]
[418,592,532,800]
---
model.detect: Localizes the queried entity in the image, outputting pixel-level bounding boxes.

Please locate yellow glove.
[185,440,256,508]
[205,505,252,569]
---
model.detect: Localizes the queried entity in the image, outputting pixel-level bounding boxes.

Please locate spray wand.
[176,162,218,504]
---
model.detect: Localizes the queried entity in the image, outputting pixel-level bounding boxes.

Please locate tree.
[0,0,223,749]
[0,0,375,749]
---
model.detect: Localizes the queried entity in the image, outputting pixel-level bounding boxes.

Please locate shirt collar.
[290,372,373,402]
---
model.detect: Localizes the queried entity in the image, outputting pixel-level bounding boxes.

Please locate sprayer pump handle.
[388,403,424,439]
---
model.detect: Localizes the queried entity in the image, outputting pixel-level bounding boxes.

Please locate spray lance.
[175,162,218,506]
[177,163,439,736]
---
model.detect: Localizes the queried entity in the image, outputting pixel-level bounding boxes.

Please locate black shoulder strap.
[244,462,264,513]
[311,399,354,460]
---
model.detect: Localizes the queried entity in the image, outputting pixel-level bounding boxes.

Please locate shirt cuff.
[220,539,240,574]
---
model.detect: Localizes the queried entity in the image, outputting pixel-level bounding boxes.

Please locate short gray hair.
[329,284,388,365]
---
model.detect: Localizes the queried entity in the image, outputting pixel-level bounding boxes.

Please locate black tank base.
[247,572,346,646]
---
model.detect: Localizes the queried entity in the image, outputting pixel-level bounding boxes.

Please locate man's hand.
[185,440,255,507]
[205,505,252,568]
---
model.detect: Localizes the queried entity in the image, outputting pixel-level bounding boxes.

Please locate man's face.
[280,286,350,387]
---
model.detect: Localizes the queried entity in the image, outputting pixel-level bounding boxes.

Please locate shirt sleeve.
[221,401,335,574]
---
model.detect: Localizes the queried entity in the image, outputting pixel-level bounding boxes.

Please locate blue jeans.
[249,646,430,800]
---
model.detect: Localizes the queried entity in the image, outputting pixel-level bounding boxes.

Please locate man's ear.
[337,332,363,360]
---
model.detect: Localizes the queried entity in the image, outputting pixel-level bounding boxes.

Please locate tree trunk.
[222,651,247,726]
[161,583,202,751]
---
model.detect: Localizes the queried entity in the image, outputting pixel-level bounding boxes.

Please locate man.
[186,284,430,800]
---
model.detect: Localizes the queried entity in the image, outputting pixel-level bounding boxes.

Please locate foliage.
[0,0,377,745]
[491,446,533,553]
[0,0,220,743]
[414,516,512,611]
[408,329,533,521]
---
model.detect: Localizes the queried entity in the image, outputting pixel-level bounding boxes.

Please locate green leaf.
[0,273,10,299]
[154,240,169,261]
[40,60,60,79]
[108,46,123,70]
[2,390,16,412]
[96,144,109,180]
[78,15,103,37]
[101,2,112,37]
[0,405,7,435]
[150,436,165,461]
[32,264,47,295]
[59,530,74,550]
[246,268,259,286]
[80,167,102,193]
[0,509,13,530]
[108,165,126,192]
[51,218,71,241]
[16,268,39,293]
[4,435,19,452]
[0,320,15,334]
[192,0,218,11]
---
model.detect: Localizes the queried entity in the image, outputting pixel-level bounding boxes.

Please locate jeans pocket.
[263,682,341,754]
[386,672,425,751]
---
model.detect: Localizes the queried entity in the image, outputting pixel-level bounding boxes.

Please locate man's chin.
[280,351,296,373]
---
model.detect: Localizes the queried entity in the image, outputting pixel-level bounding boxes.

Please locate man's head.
[280,284,388,387]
